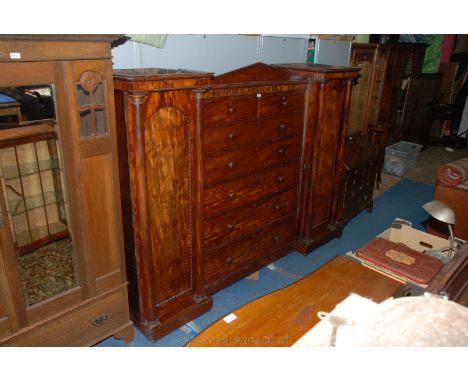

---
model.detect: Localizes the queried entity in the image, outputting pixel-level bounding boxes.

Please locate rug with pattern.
[17,238,77,306]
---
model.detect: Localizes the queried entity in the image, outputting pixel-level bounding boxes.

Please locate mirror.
[0,85,78,307]
[0,85,55,125]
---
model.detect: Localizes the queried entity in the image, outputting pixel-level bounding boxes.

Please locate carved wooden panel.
[145,105,192,303]
[309,83,344,228]
[82,155,119,280]
[76,70,108,137]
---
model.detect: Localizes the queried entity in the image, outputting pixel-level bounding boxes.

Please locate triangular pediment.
[213,62,304,85]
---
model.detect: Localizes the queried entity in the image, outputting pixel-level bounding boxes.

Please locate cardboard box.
[378,218,454,252]
[346,218,465,285]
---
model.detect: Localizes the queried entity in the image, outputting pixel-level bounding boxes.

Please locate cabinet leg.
[335,227,343,239]
[366,201,374,213]
[113,324,134,344]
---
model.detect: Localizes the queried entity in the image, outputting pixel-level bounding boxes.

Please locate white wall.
[111,34,308,75]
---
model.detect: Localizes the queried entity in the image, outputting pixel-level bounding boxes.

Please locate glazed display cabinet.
[0,35,132,346]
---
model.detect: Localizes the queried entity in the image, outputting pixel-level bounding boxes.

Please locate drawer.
[203,188,298,249]
[258,91,304,117]
[204,137,301,184]
[204,162,300,217]
[204,216,296,285]
[202,96,258,126]
[2,287,131,346]
[202,113,303,154]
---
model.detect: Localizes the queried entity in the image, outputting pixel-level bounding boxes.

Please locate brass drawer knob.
[281,96,288,107]
[91,314,108,327]
[277,175,285,183]
[228,132,236,141]
[227,224,235,232]
[274,205,281,212]
[273,235,280,243]
[228,102,236,114]
[226,256,233,264]
[227,160,236,169]
[277,148,286,155]
[228,191,236,200]
[279,124,287,131]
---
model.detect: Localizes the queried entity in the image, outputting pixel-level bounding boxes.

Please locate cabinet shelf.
[15,221,68,250]
[7,190,64,217]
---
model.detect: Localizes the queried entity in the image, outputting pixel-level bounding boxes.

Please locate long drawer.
[1,287,131,346]
[203,188,298,249]
[202,113,303,155]
[202,96,258,126]
[258,91,304,117]
[204,162,300,217]
[203,136,301,184]
[204,216,296,286]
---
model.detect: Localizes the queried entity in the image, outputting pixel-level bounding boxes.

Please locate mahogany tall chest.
[114,63,359,341]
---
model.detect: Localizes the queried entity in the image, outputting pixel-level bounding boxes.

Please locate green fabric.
[354,35,370,43]
[422,34,444,73]
[126,34,167,48]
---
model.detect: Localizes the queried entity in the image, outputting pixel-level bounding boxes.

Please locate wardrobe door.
[0,62,86,327]
[113,68,214,341]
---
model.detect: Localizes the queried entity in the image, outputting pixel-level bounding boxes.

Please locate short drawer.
[204,162,300,217]
[204,216,296,285]
[203,188,298,249]
[204,137,301,184]
[202,96,257,126]
[202,113,303,154]
[258,91,304,117]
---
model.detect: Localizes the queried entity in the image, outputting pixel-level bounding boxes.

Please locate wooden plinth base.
[134,297,213,342]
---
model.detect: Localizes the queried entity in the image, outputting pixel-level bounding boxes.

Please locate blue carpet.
[96,179,434,347]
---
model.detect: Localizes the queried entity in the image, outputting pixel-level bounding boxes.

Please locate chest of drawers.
[338,132,378,224]
[200,64,307,293]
